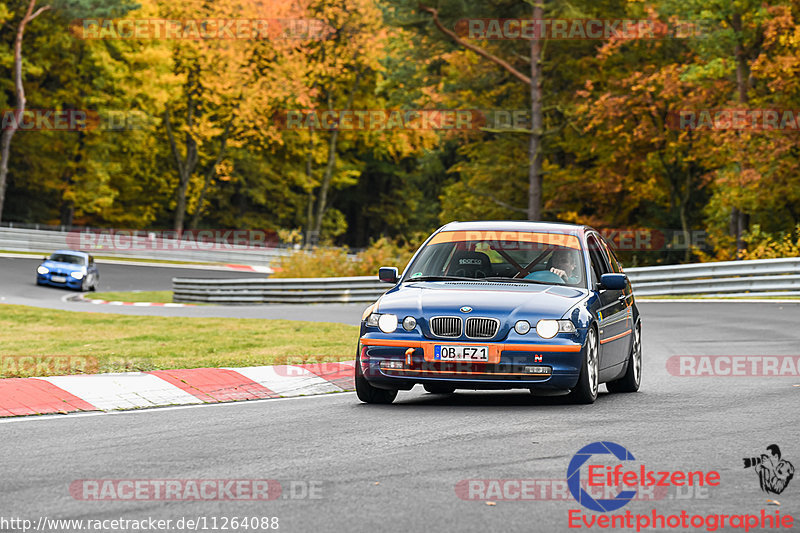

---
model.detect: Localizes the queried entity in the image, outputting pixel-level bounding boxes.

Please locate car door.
[586,234,629,369]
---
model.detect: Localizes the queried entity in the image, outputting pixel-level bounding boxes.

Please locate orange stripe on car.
[428,230,582,250]
[599,329,632,345]
[385,368,550,377]
[360,338,580,364]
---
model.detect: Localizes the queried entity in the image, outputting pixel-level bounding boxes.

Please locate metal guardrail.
[172,257,800,304]
[173,276,387,304]
[0,227,289,266]
[625,258,800,296]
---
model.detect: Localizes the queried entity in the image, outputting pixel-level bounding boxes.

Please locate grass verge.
[86,291,174,303]
[0,304,358,378]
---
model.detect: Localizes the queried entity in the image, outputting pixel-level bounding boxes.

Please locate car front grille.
[465,317,500,339]
[430,316,462,337]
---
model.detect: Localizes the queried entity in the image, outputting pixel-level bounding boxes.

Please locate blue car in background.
[36,250,99,292]
[356,221,641,404]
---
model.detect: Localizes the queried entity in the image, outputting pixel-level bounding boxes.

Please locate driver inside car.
[547,249,581,284]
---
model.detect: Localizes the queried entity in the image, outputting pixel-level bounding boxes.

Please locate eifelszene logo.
[567,441,721,512]
[743,445,795,495]
[567,441,637,512]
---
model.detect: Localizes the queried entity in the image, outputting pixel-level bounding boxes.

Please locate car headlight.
[37,266,49,275]
[378,314,398,333]
[366,313,380,327]
[514,320,531,335]
[70,271,85,280]
[536,319,576,339]
[402,316,417,331]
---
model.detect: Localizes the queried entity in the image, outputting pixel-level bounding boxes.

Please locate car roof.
[51,250,89,258]
[438,220,592,236]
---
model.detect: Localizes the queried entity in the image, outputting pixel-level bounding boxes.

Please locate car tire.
[90,275,98,292]
[567,327,599,404]
[79,277,88,292]
[606,322,641,393]
[355,347,398,404]
[423,383,455,394]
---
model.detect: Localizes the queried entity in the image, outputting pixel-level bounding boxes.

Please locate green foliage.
[1,0,800,264]
[272,237,421,278]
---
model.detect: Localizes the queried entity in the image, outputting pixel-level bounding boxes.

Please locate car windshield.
[50,253,86,266]
[403,230,586,288]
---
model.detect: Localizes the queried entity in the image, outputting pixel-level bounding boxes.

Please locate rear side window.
[600,241,622,273]
[586,235,610,283]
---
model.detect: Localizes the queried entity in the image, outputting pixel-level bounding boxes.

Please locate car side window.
[586,235,611,284]
[600,241,622,273]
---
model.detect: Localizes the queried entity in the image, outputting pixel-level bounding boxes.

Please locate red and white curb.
[68,294,193,307]
[0,361,355,418]
[224,264,274,273]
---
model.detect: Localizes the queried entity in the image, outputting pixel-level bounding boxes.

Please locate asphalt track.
[0,256,365,323]
[1,253,799,532]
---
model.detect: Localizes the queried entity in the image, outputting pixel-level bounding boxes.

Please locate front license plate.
[434,345,489,361]
[50,275,67,283]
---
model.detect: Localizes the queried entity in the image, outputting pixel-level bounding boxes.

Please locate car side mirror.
[598,273,627,291]
[378,267,399,284]
[43,256,48,261]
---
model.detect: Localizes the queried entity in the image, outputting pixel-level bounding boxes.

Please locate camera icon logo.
[743,444,795,495]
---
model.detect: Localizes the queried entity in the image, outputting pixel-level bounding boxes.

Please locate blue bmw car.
[36,250,99,291]
[356,221,641,404]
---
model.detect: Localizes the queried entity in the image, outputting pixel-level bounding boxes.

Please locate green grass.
[86,291,174,303]
[0,304,358,378]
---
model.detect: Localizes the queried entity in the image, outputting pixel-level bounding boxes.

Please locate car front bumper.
[359,336,584,391]
[37,274,82,289]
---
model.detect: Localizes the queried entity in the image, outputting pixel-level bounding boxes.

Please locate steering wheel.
[525,270,565,284]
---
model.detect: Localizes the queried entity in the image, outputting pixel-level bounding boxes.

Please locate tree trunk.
[527,2,544,221]
[0,0,50,223]
[188,117,234,230]
[164,92,199,233]
[731,12,750,258]
[311,73,361,238]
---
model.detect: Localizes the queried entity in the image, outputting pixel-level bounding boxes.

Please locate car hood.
[377,281,587,322]
[41,260,85,270]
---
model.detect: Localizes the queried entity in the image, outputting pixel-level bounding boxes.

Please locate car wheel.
[606,322,641,393]
[79,277,89,292]
[567,327,599,404]
[423,383,455,394]
[355,347,398,404]
[90,275,98,292]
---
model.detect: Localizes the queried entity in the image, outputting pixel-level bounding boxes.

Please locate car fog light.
[378,314,398,333]
[37,266,49,275]
[380,360,404,370]
[524,366,551,374]
[402,316,417,331]
[514,320,531,335]
[536,320,559,339]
